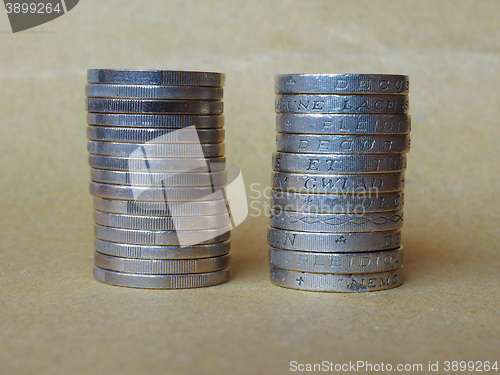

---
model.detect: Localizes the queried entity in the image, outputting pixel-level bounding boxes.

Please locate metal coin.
[275,74,409,94]
[93,197,228,216]
[94,210,230,230]
[88,155,226,172]
[271,190,403,213]
[275,94,408,114]
[94,252,230,274]
[89,182,228,201]
[90,169,227,187]
[94,224,231,246]
[93,266,230,289]
[276,113,410,134]
[276,133,410,154]
[94,238,231,259]
[269,247,403,273]
[270,266,403,292]
[88,69,224,86]
[87,141,225,158]
[86,84,223,100]
[267,228,402,253]
[87,113,224,128]
[87,98,223,115]
[87,126,225,143]
[273,152,407,174]
[272,172,405,193]
[269,209,404,233]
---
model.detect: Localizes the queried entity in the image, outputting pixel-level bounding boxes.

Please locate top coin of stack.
[86,69,231,289]
[269,73,410,292]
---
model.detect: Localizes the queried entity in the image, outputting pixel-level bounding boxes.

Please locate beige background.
[0,1,499,374]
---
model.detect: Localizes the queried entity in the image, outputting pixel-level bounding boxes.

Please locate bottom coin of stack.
[268,242,403,292]
[92,198,232,289]
[93,252,231,289]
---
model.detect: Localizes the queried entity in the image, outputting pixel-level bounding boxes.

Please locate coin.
[88,69,225,86]
[94,252,230,274]
[275,133,410,154]
[87,141,225,158]
[275,74,409,94]
[270,266,403,292]
[87,113,224,128]
[276,113,410,134]
[93,210,230,230]
[267,228,402,252]
[93,266,230,289]
[94,224,231,246]
[269,247,403,273]
[87,126,225,143]
[93,197,228,216]
[86,84,223,100]
[88,155,226,172]
[94,238,231,259]
[87,98,223,115]
[90,169,227,187]
[89,182,227,201]
[272,172,405,193]
[275,94,409,114]
[271,190,404,213]
[269,209,404,233]
[273,152,407,173]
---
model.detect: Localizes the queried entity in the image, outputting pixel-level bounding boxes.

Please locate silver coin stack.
[86,69,231,289]
[269,73,410,292]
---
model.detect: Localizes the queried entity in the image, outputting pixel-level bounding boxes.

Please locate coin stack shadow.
[268,74,410,292]
[86,69,231,289]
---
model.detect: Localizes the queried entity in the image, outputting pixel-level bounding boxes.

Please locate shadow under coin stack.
[86,69,231,288]
[269,73,410,292]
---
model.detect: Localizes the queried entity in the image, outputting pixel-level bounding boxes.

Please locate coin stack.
[268,73,410,292]
[86,69,231,289]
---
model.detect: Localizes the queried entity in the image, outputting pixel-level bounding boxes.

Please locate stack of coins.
[268,73,410,292]
[86,69,231,289]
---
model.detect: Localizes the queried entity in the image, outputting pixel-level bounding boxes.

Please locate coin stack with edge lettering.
[268,73,410,292]
[86,69,231,288]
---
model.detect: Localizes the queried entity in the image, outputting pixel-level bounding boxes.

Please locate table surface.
[0,1,499,374]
